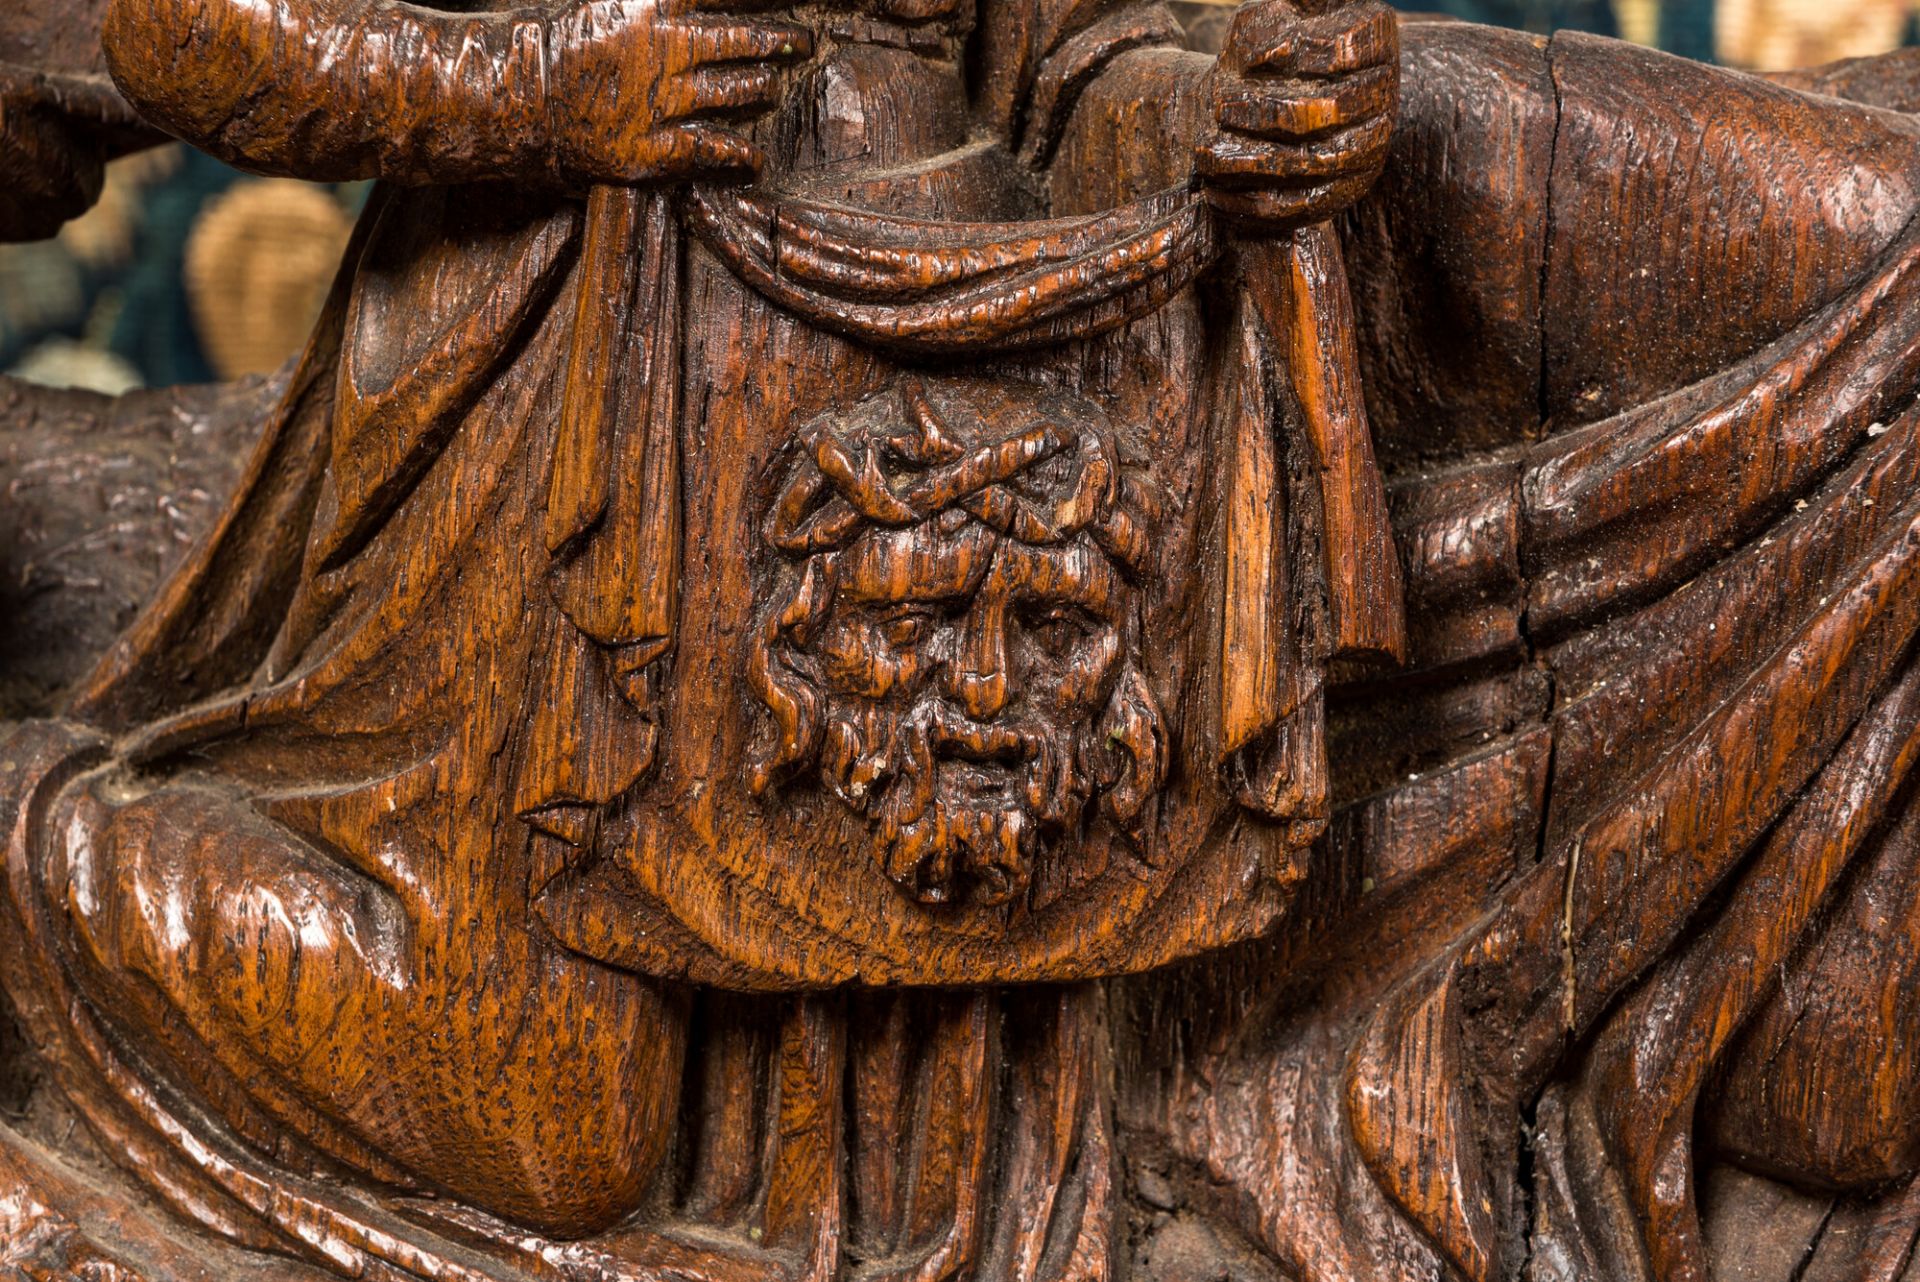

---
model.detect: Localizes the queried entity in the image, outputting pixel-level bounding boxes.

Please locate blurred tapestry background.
[1440,0,1920,65]
[1,0,1912,397]
[0,150,361,394]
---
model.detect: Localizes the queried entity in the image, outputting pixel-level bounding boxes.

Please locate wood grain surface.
[0,3,1917,1281]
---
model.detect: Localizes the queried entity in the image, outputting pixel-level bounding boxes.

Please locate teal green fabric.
[1,152,365,391]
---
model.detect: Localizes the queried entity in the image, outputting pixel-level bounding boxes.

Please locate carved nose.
[949,668,1009,720]
[946,605,1010,719]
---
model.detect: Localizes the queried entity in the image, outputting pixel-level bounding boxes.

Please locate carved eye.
[1021,604,1095,657]
[876,604,936,649]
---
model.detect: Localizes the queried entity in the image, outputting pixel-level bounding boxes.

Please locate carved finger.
[658,121,764,179]
[1202,172,1376,226]
[1214,65,1396,140]
[1221,2,1301,74]
[1286,8,1398,77]
[673,65,786,120]
[1229,3,1397,78]
[1198,117,1391,187]
[680,16,814,67]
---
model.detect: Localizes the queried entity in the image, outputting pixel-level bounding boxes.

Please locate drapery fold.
[1344,208,1920,1282]
[680,183,1219,354]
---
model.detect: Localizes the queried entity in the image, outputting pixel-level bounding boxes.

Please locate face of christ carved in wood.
[748,380,1166,908]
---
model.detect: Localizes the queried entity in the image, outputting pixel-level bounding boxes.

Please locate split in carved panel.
[0,2,1918,1281]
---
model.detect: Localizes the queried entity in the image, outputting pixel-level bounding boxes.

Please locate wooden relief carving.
[3,1,1920,1281]
[747,379,1167,908]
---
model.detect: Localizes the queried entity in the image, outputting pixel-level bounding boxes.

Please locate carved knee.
[43,777,687,1237]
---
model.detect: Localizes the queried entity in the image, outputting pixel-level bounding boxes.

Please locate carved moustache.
[819,696,1089,906]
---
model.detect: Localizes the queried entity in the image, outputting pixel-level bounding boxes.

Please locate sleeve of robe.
[100,0,571,186]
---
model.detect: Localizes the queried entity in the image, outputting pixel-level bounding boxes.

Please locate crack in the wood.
[1786,1199,1839,1282]
[1559,834,1581,1037]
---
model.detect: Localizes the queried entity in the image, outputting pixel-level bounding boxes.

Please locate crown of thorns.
[763,382,1150,575]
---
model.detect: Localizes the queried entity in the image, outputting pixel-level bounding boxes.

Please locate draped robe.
[1,1,1227,1277]
[7,13,1920,1282]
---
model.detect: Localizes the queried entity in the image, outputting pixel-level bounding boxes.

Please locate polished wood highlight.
[1,2,1918,1280]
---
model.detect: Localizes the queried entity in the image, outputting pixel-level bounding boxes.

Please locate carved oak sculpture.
[3,1,1920,1280]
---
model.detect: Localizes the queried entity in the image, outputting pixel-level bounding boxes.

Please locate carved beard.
[816,696,1091,906]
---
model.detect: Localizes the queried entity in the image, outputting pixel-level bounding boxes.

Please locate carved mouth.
[938,759,1018,800]
[928,718,1036,803]
[927,715,1037,764]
